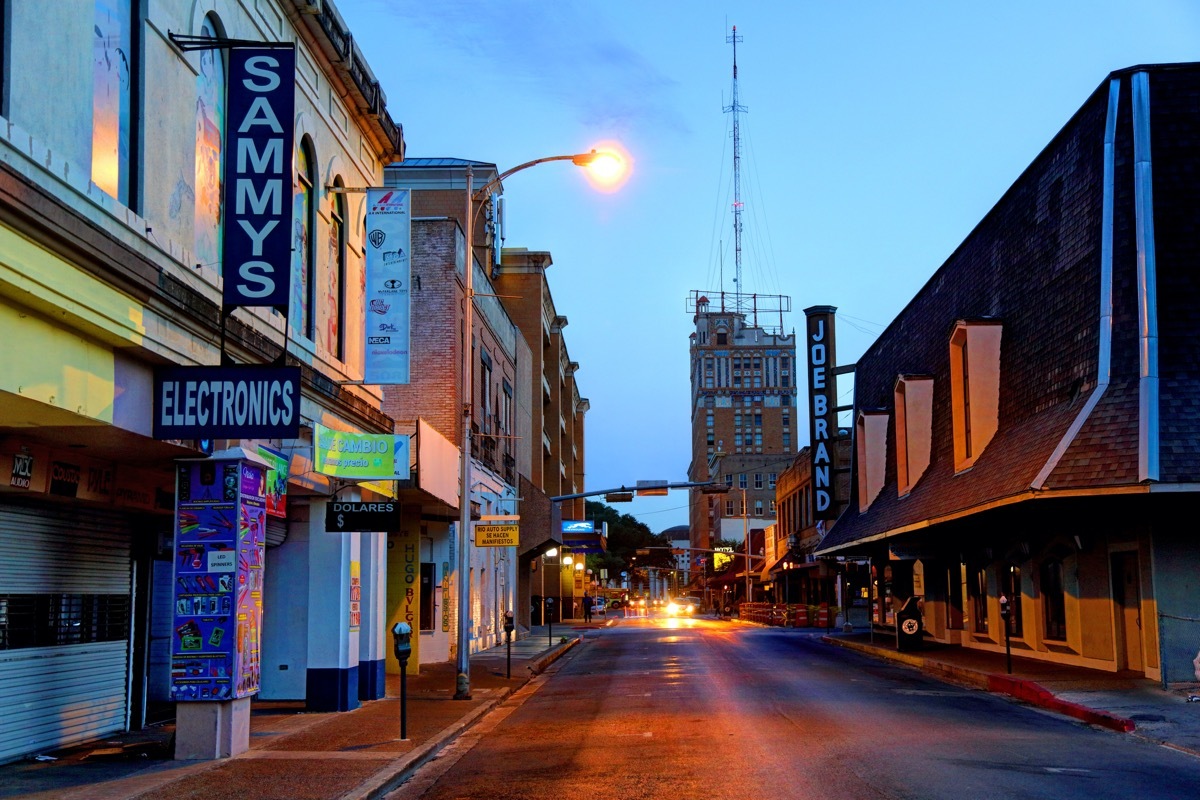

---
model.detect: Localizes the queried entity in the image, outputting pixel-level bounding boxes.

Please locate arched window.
[92,0,136,205]
[292,138,316,339]
[327,179,347,359]
[193,14,225,270]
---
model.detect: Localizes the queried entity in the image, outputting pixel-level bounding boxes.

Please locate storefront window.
[971,566,989,634]
[1041,559,1067,640]
[1002,564,1023,638]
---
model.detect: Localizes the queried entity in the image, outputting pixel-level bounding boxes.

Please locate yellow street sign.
[474,523,519,547]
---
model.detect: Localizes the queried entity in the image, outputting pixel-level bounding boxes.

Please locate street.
[387,616,1200,800]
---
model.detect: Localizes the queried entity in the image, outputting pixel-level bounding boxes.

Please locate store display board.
[170,458,266,701]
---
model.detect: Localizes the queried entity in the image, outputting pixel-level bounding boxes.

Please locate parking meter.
[504,610,515,678]
[999,595,1012,674]
[391,622,413,666]
[391,622,413,740]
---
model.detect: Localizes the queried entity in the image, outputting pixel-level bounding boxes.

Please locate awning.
[770,559,829,579]
[760,551,789,581]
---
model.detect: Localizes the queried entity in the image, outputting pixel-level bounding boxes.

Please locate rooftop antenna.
[724,25,747,315]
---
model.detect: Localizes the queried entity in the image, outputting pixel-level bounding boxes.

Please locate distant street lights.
[455,150,626,701]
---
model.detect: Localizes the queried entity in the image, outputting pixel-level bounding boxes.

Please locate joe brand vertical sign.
[805,306,839,519]
[222,46,296,310]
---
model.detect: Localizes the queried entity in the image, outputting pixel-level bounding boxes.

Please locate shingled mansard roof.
[818,63,1200,555]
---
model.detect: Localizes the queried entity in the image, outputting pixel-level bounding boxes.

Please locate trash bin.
[896,595,923,652]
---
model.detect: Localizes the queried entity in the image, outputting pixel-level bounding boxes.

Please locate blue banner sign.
[222,47,296,310]
[363,189,412,384]
[153,365,301,440]
[562,520,595,533]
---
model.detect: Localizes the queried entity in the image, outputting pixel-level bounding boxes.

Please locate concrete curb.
[822,636,1136,733]
[343,697,502,800]
[347,636,583,800]
[528,636,582,674]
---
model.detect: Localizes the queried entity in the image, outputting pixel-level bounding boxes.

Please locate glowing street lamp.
[455,149,627,701]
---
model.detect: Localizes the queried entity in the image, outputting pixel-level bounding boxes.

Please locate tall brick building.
[383,160,588,636]
[494,248,589,522]
[686,293,796,554]
[818,64,1200,683]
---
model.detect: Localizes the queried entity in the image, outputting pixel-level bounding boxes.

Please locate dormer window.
[856,410,888,512]
[894,375,934,496]
[949,320,1002,472]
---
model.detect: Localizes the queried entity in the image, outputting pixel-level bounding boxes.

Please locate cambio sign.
[805,306,839,520]
[222,47,296,310]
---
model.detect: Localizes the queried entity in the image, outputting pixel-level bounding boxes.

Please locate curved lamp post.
[455,149,625,700]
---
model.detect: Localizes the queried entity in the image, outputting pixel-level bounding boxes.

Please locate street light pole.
[743,490,749,603]
[452,150,624,701]
[454,165,477,700]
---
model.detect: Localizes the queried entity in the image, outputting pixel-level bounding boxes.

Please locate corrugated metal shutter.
[266,517,287,548]
[0,503,132,763]
[0,505,132,593]
[0,643,130,762]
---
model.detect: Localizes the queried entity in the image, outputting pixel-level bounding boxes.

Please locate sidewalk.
[0,621,609,800]
[820,629,1200,756]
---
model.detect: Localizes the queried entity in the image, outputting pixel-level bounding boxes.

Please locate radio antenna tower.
[687,24,789,332]
[724,25,747,314]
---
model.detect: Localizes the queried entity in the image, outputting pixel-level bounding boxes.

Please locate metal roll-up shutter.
[266,517,288,548]
[0,503,132,764]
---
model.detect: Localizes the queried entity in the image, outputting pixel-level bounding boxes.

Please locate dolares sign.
[222,47,296,310]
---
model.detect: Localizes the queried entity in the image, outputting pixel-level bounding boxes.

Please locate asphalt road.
[386,616,1200,800]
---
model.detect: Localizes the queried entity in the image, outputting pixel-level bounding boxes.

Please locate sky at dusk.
[337,1,1200,532]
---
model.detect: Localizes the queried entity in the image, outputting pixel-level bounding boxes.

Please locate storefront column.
[305,499,361,711]
[358,530,386,699]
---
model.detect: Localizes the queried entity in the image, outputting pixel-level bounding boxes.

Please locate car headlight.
[666,602,680,615]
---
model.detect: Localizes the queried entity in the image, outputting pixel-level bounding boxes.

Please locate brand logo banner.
[222,47,296,310]
[153,365,300,440]
[313,423,410,480]
[364,188,411,384]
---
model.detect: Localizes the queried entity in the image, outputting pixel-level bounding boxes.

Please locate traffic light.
[605,492,634,503]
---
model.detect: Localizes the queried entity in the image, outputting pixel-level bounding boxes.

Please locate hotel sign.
[804,306,838,519]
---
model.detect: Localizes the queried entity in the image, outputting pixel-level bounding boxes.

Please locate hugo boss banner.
[363,188,411,384]
[154,365,301,440]
[222,47,296,310]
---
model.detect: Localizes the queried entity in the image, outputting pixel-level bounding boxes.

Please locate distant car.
[591,598,606,616]
[666,598,697,617]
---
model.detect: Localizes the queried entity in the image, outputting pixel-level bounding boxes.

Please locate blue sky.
[338,1,1200,532]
